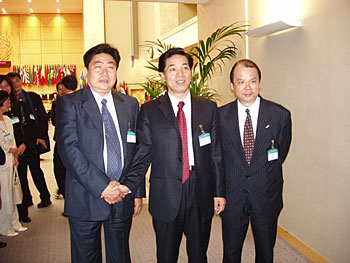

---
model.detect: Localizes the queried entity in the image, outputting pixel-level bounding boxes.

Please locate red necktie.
[177,101,190,183]
[243,109,254,165]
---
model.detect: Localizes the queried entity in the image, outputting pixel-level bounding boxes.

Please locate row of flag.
[11,64,77,86]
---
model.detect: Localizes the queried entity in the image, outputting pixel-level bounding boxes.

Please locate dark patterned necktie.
[177,101,190,184]
[101,99,122,181]
[243,109,254,165]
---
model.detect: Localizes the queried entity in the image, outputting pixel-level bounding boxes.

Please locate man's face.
[10,76,22,95]
[57,84,64,96]
[160,54,191,99]
[231,64,260,107]
[86,53,117,96]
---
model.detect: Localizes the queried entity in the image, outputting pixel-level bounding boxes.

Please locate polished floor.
[0,125,310,262]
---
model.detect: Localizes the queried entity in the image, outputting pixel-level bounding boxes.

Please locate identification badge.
[267,140,278,161]
[127,131,136,143]
[29,114,36,120]
[198,124,211,147]
[4,133,11,142]
[11,117,20,124]
[126,122,136,143]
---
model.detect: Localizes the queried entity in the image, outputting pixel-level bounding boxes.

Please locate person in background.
[0,90,28,237]
[0,75,36,223]
[219,59,292,262]
[51,82,64,199]
[52,75,77,201]
[7,72,51,209]
[0,183,8,248]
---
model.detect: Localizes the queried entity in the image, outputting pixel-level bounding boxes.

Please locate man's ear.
[230,83,234,91]
[160,72,166,82]
[84,67,88,75]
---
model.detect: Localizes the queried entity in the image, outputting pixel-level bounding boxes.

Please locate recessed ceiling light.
[57,9,60,13]
[28,0,32,3]
[56,0,60,2]
[29,8,34,13]
[1,8,6,14]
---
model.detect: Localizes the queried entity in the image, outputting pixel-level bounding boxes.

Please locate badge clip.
[127,122,136,143]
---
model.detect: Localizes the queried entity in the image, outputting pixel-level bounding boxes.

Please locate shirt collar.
[237,96,260,113]
[90,88,113,106]
[168,91,191,106]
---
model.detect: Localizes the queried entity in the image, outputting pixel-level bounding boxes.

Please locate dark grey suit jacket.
[56,86,145,221]
[122,93,225,222]
[219,97,291,224]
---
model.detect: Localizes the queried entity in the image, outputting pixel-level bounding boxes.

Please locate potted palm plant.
[140,22,246,101]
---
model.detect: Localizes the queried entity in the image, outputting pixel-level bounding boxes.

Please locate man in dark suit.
[219,59,292,262]
[7,72,51,209]
[56,43,145,263]
[52,75,78,200]
[120,48,226,262]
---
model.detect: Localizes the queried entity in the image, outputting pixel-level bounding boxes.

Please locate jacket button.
[178,158,182,162]
[246,174,250,178]
[243,189,249,193]
[178,178,182,181]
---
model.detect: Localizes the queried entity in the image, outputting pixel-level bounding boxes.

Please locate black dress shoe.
[19,216,31,223]
[0,242,7,248]
[37,200,52,208]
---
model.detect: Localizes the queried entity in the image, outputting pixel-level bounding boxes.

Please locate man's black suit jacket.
[219,97,291,223]
[56,86,145,221]
[21,90,49,140]
[122,93,225,222]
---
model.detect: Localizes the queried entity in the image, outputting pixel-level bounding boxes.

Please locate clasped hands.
[100,181,131,205]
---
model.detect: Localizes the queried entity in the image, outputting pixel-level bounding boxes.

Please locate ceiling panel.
[0,0,82,14]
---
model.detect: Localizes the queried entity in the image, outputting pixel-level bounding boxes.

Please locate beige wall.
[83,0,105,52]
[198,0,350,261]
[178,3,197,24]
[105,1,157,93]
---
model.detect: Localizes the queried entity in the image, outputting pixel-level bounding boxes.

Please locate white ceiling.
[0,0,206,15]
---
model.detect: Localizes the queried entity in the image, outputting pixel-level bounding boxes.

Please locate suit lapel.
[226,100,247,166]
[158,93,180,132]
[191,95,201,148]
[251,97,271,162]
[112,91,128,159]
[82,87,103,136]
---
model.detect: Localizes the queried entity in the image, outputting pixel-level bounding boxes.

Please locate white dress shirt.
[90,88,124,172]
[168,92,195,166]
[237,96,260,146]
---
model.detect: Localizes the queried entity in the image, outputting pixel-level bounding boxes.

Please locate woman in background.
[0,75,36,223]
[0,90,27,236]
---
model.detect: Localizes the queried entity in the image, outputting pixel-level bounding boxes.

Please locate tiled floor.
[0,125,311,262]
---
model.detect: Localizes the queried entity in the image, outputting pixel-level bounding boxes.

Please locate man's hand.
[16,144,26,156]
[36,138,47,149]
[113,184,131,195]
[13,156,19,168]
[214,197,226,215]
[101,181,126,205]
[133,198,143,215]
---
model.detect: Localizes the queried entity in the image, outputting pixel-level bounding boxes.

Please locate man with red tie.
[121,48,226,262]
